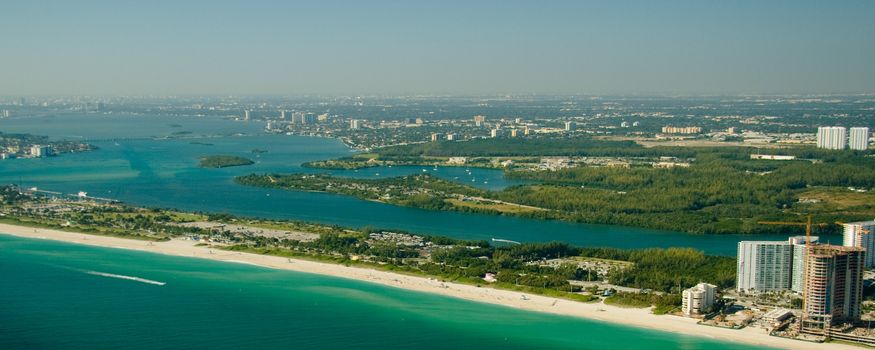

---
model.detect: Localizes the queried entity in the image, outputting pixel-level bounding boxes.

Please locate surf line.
[85,271,166,286]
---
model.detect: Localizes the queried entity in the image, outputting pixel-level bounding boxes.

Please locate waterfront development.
[0,103,873,348]
[0,233,766,350]
[3,1,875,347]
[1,114,840,255]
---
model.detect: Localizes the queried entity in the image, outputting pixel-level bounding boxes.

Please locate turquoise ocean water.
[0,234,766,350]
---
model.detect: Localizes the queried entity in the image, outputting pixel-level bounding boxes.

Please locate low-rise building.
[447,157,467,165]
[682,283,717,316]
[750,154,796,161]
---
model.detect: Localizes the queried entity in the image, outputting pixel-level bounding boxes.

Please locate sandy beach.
[0,222,856,350]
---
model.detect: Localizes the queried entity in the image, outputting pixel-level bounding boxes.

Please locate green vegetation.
[503,148,875,234]
[2,185,742,312]
[199,155,255,168]
[257,143,875,235]
[377,137,651,157]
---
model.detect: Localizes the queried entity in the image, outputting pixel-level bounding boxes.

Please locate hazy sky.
[1,0,874,96]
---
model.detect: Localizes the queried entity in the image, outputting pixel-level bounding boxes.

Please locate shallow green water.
[0,234,766,350]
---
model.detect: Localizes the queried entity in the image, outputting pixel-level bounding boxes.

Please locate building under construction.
[802,244,865,334]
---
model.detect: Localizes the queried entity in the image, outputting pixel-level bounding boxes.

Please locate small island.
[199,155,254,168]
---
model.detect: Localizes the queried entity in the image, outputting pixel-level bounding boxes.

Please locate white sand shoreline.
[0,223,855,350]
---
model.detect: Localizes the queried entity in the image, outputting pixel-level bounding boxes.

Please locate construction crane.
[757,215,829,246]
[756,215,835,325]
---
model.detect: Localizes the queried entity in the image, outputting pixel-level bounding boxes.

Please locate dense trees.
[199,155,254,168]
[377,137,654,157]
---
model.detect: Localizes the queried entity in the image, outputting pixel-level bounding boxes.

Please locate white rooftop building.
[843,221,875,268]
[682,283,716,316]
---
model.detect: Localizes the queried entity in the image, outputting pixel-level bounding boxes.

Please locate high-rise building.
[737,241,794,292]
[849,127,870,151]
[803,245,864,331]
[510,129,519,137]
[243,110,251,121]
[301,113,317,124]
[524,126,530,136]
[1,110,10,118]
[564,121,575,131]
[490,129,499,138]
[280,110,287,120]
[816,126,847,150]
[430,133,441,142]
[350,119,360,129]
[446,133,456,141]
[682,283,716,316]
[790,236,811,293]
[30,145,52,158]
[843,221,875,268]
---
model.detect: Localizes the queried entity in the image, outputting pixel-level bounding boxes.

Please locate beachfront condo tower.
[737,237,814,293]
[802,244,864,332]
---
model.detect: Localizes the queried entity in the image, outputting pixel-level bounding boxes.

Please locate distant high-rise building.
[430,133,441,142]
[564,121,574,131]
[816,126,847,150]
[490,129,499,138]
[843,221,875,268]
[30,145,52,158]
[280,110,287,120]
[350,119,360,129]
[446,133,456,141]
[510,129,519,138]
[1,110,10,118]
[803,244,864,331]
[727,127,736,135]
[515,118,523,124]
[849,127,870,150]
[524,126,530,136]
[243,110,251,121]
[682,283,716,316]
[301,113,316,124]
[317,113,329,121]
[473,115,486,127]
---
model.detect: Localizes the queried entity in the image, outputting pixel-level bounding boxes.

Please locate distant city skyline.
[1,0,874,96]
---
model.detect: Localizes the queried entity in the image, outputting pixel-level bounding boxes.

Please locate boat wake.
[85,271,166,286]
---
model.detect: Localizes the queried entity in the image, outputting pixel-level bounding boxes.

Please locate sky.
[1,0,874,96]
